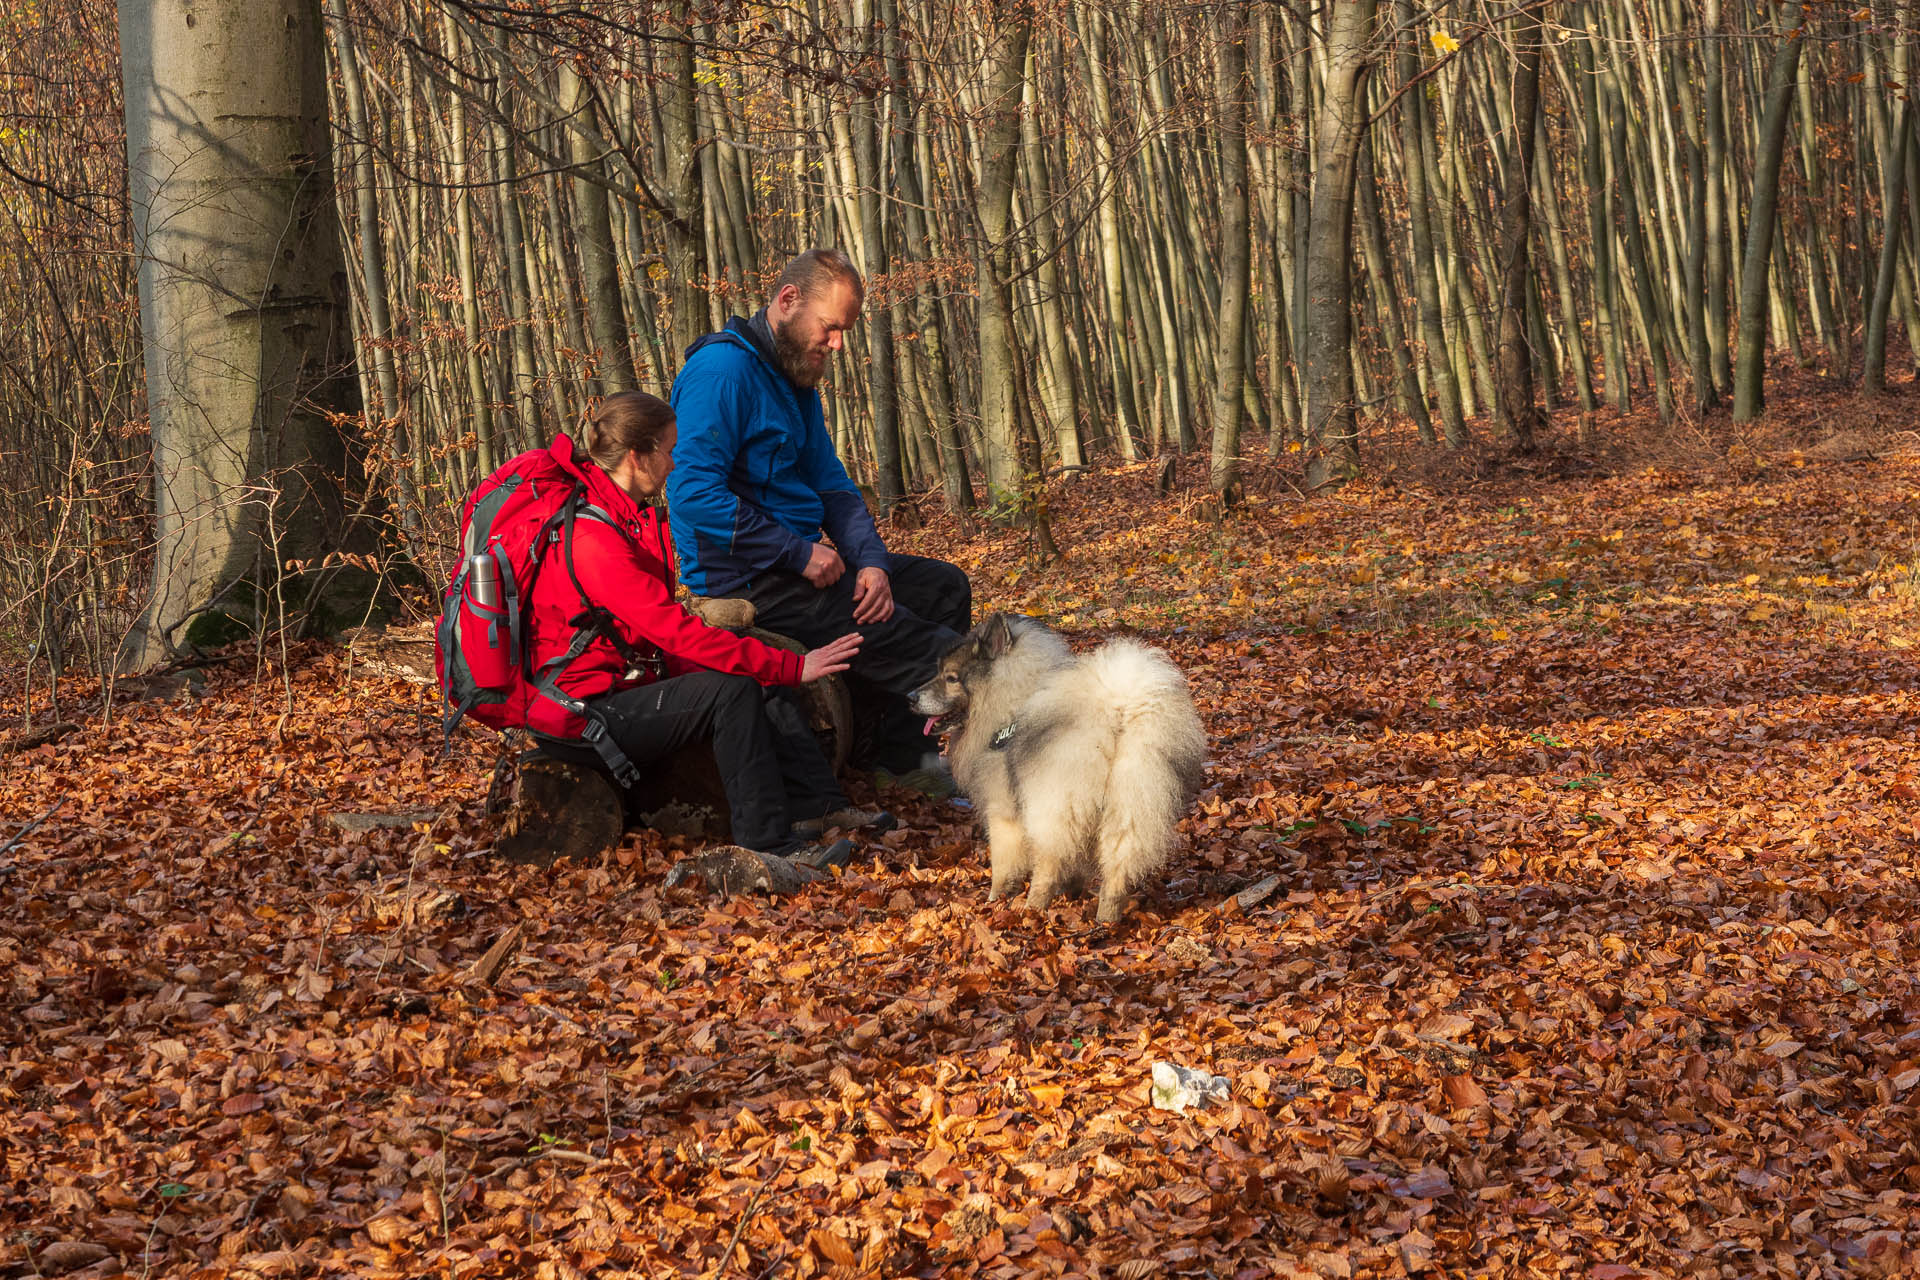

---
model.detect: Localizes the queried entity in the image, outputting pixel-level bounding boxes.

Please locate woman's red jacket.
[524,436,803,713]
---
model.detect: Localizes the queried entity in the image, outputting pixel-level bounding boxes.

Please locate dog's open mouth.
[923,714,959,738]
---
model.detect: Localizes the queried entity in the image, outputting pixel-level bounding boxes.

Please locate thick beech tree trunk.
[119,0,362,669]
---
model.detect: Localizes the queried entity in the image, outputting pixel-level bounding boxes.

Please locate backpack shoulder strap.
[519,496,661,790]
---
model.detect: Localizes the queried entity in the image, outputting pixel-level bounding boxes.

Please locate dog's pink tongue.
[924,717,939,737]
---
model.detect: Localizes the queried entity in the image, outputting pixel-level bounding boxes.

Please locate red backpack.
[433,445,655,787]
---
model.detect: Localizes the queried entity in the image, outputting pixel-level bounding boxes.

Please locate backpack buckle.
[580,716,640,789]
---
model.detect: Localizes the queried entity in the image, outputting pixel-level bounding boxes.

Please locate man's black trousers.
[729,552,972,772]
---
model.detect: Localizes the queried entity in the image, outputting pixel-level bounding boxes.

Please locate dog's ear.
[983,613,1017,657]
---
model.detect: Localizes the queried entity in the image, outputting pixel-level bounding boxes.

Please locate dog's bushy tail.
[1078,639,1207,900]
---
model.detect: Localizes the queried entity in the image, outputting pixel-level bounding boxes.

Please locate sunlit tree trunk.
[1396,0,1464,446]
[1209,3,1250,498]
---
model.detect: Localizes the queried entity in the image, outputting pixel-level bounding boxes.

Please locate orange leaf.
[809,1229,856,1267]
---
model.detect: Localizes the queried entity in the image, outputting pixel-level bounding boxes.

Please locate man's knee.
[925,560,971,631]
[893,555,971,620]
[928,557,970,598]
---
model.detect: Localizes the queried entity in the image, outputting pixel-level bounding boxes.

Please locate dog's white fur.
[922,616,1206,921]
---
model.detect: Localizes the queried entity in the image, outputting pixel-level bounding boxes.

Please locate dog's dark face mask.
[910,644,977,735]
[910,615,1017,735]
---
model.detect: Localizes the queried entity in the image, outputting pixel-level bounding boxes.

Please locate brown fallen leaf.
[810,1228,856,1267]
[1399,1229,1437,1273]
[365,1215,418,1245]
[1419,1012,1475,1039]
[1442,1074,1488,1109]
[1305,1250,1352,1279]
[35,1242,112,1275]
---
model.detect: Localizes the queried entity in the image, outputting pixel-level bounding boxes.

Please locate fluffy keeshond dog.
[911,614,1207,922]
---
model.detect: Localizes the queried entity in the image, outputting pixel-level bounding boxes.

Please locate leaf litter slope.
[6,448,1920,1277]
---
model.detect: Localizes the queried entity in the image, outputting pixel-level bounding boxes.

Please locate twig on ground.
[713,1160,783,1279]
[0,797,68,873]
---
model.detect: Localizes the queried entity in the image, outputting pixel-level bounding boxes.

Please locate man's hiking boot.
[785,838,854,872]
[790,807,896,838]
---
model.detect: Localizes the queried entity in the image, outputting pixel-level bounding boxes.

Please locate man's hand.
[801,632,862,683]
[803,542,846,588]
[851,567,894,624]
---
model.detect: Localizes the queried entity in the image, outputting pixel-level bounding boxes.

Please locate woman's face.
[629,420,678,498]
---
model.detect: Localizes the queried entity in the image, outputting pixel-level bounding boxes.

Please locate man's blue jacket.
[666,314,887,597]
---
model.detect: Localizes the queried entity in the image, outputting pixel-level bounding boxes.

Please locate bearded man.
[666,248,971,786]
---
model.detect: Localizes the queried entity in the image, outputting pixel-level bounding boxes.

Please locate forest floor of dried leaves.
[10,378,1920,1279]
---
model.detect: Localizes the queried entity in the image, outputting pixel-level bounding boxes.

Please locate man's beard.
[770,314,830,389]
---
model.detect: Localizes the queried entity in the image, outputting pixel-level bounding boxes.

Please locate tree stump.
[495,753,625,865]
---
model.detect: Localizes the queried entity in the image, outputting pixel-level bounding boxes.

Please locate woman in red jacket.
[528,391,876,859]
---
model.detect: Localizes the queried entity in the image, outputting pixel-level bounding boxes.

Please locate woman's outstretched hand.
[801,632,862,683]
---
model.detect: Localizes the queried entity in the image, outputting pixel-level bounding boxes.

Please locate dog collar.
[989,721,1017,750]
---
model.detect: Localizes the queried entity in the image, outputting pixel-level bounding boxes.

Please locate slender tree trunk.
[895,106,973,511]
[1076,6,1144,458]
[1209,4,1250,497]
[488,28,540,447]
[1302,0,1378,490]
[656,21,707,355]
[973,13,1034,504]
[441,12,495,473]
[1494,4,1546,450]
[1703,0,1734,394]
[1576,6,1627,412]
[1357,144,1433,442]
[323,0,412,533]
[849,2,904,508]
[1020,38,1083,469]
[1684,129,1716,413]
[1608,68,1677,424]
[1397,0,1465,445]
[1867,23,1913,393]
[1732,2,1807,422]
[1534,109,1596,414]
[560,65,638,393]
